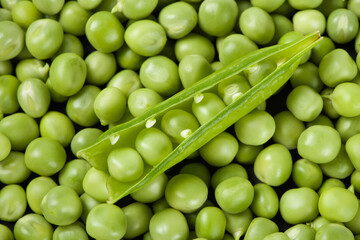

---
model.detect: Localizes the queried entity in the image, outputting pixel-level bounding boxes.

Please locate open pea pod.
[78,31,322,203]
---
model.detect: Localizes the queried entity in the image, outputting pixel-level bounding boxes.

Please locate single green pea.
[293,10,326,35]
[131,173,168,203]
[0,75,20,115]
[85,51,117,86]
[192,92,226,125]
[53,34,85,59]
[128,88,163,117]
[82,167,109,203]
[317,178,345,196]
[0,184,27,222]
[150,208,189,240]
[26,176,57,214]
[107,69,142,97]
[217,74,251,105]
[285,224,316,240]
[178,54,213,88]
[80,193,100,223]
[107,147,144,182]
[116,0,157,20]
[0,21,24,61]
[86,203,127,240]
[211,163,248,189]
[288,0,323,9]
[351,170,360,193]
[0,224,13,240]
[0,151,31,184]
[115,44,146,70]
[224,209,253,240]
[244,217,279,240]
[327,8,359,44]
[66,85,100,127]
[315,223,354,240]
[235,143,263,165]
[250,0,285,12]
[310,36,335,65]
[14,214,53,240]
[290,62,323,92]
[195,206,226,240]
[345,133,360,170]
[123,202,152,239]
[244,59,277,87]
[320,144,354,179]
[235,110,275,146]
[59,1,91,36]
[0,112,39,151]
[11,1,42,29]
[254,144,293,186]
[174,33,215,62]
[32,0,64,15]
[250,183,279,219]
[292,159,323,190]
[239,7,275,45]
[331,82,360,117]
[70,128,103,157]
[53,222,88,240]
[15,58,49,82]
[319,187,358,222]
[26,19,63,59]
[58,159,91,195]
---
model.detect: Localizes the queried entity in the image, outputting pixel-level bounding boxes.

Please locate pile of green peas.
[2,0,360,239]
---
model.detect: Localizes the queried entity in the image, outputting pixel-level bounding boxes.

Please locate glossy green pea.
[0,184,26,221]
[211,163,248,189]
[122,202,152,239]
[114,0,157,20]
[32,0,64,15]
[26,176,57,214]
[41,185,82,226]
[315,223,354,240]
[244,59,277,87]
[0,151,30,184]
[310,36,335,65]
[131,173,168,203]
[150,208,188,240]
[235,110,275,146]
[317,178,345,196]
[184,199,214,230]
[321,88,340,119]
[290,62,323,92]
[285,224,316,240]
[53,222,88,240]
[217,74,251,106]
[225,209,252,240]
[280,187,319,224]
[293,10,326,35]
[288,0,323,9]
[26,19,63,59]
[310,216,344,232]
[195,206,226,240]
[351,170,360,192]
[192,92,226,125]
[240,7,275,45]
[319,187,358,222]
[86,203,127,240]
[254,144,293,186]
[327,8,359,44]
[0,224,13,240]
[46,78,67,103]
[320,145,354,179]
[179,163,211,187]
[200,132,239,167]
[286,85,323,122]
[250,183,279,219]
[85,11,124,53]
[58,159,91,195]
[107,147,144,182]
[319,49,357,87]
[263,232,291,240]
[235,143,263,165]
[0,60,13,75]
[107,69,142,97]
[0,132,11,161]
[82,167,109,203]
[250,0,285,12]
[15,58,49,82]
[115,44,146,70]
[345,199,360,234]
[244,217,279,240]
[0,112,39,151]
[17,78,50,118]
[14,214,53,240]
[80,193,100,222]
[85,51,116,86]
[66,85,100,127]
[0,21,24,61]
[128,88,163,117]
[11,1,42,29]
[273,111,305,150]
[53,34,84,59]
[292,159,323,190]
[331,82,360,117]
[59,1,91,36]
[25,137,66,176]
[346,133,360,170]
[174,33,215,62]
[70,128,103,156]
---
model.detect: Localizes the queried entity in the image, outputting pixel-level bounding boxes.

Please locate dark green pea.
[123,202,152,239]
[151,197,170,213]
[225,209,253,240]
[0,224,13,240]
[14,214,53,240]
[131,173,168,203]
[150,208,189,240]
[59,1,91,36]
[70,128,103,157]
[174,33,215,62]
[115,44,146,70]
[273,1,296,17]
[292,159,323,190]
[351,170,360,193]
[315,223,354,240]
[58,159,91,195]
[179,54,213,88]
[0,184,26,222]
[272,111,306,150]
[290,62,323,92]
[192,92,226,125]
[179,163,211,187]
[250,183,279,219]
[11,1,42,29]
[307,115,334,128]
[327,8,359,44]
[53,222,88,240]
[128,88,163,117]
[86,203,127,240]
[211,163,248,189]
[317,0,346,16]
[355,31,360,53]
[235,143,263,165]
[107,69,142,97]
[245,59,277,87]
[15,58,49,82]
[80,193,100,222]
[0,60,13,75]
[269,14,293,45]
[45,78,68,103]
[244,217,279,240]
[0,151,30,184]
[285,224,316,240]
[66,85,100,127]
[0,75,20,115]
[196,206,226,240]
[0,21,24,61]
[86,11,125,53]
[83,167,109,203]
[0,112,39,151]
[320,145,354,179]
[310,37,335,65]
[53,34,84,59]
[26,19,63,59]
[17,78,50,118]
[0,8,12,21]
[26,176,57,214]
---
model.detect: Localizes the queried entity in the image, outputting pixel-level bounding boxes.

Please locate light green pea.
[14,214,53,240]
[225,209,253,240]
[70,128,103,157]
[123,202,152,239]
[53,34,85,59]
[32,0,64,15]
[345,200,360,235]
[320,145,354,179]
[85,51,116,86]
[82,167,109,203]
[244,217,279,240]
[11,1,42,29]
[290,62,323,92]
[174,33,215,62]
[0,184,26,222]
[131,173,168,203]
[0,151,31,184]
[80,193,100,223]
[285,224,316,240]
[317,178,345,196]
[0,74,20,115]
[310,36,335,65]
[192,92,226,125]
[235,143,263,165]
[107,69,142,97]
[0,21,24,61]
[53,222,88,240]
[0,224,13,240]
[196,206,226,240]
[250,183,279,219]
[307,115,334,128]
[59,159,91,195]
[59,1,91,36]
[263,232,291,240]
[351,170,360,193]
[178,54,213,88]
[15,58,49,82]
[250,0,285,12]
[346,133,360,170]
[115,44,146,70]
[315,224,354,240]
[26,176,57,214]
[179,163,211,187]
[327,8,359,44]
[292,159,323,190]
[293,10,326,35]
[217,74,251,106]
[288,0,323,9]
[211,163,248,189]
[0,132,11,161]
[128,88,163,117]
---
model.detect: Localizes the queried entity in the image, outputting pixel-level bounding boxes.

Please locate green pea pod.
[78,31,322,203]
